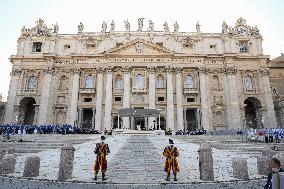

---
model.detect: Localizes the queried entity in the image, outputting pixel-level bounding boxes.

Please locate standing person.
[163,139,179,181]
[94,136,110,181]
[264,158,284,189]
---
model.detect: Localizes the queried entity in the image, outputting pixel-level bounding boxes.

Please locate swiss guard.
[94,136,110,180]
[163,139,180,181]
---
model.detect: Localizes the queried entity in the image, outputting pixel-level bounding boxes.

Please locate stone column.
[232,157,249,180]
[196,108,201,129]
[225,67,242,129]
[198,143,214,181]
[259,69,277,128]
[92,109,95,129]
[103,67,113,130]
[78,108,83,128]
[23,155,41,177]
[68,68,80,126]
[38,67,53,125]
[166,67,175,130]
[183,109,187,130]
[175,68,184,131]
[4,69,22,124]
[148,67,156,129]
[58,145,76,181]
[199,68,211,131]
[123,67,131,129]
[95,69,103,131]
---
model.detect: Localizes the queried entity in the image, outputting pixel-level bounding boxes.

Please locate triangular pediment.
[104,38,174,56]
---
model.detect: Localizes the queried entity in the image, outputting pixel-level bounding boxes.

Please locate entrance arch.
[19,97,36,125]
[244,97,263,129]
[113,116,122,129]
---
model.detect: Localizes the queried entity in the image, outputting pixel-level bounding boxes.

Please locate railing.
[80,88,96,94]
[132,87,147,93]
[183,88,198,94]
[113,88,124,93]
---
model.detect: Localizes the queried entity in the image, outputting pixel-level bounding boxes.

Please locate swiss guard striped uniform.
[94,136,110,180]
[163,139,179,181]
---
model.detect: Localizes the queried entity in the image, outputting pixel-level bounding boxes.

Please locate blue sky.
[0,0,283,100]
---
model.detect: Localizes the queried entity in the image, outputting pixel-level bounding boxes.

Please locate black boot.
[102,172,107,181]
[94,175,97,180]
[165,173,170,181]
[174,174,178,181]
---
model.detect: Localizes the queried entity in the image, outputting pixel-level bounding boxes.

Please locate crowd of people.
[246,128,284,143]
[174,129,207,135]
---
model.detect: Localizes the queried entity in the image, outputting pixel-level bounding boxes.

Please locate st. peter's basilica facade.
[4,18,277,131]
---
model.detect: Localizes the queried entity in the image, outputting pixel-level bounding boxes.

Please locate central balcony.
[132,87,147,94]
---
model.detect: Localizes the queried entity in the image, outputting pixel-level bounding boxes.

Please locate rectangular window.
[84,98,92,102]
[158,97,164,102]
[115,97,122,102]
[239,41,249,53]
[187,98,195,102]
[32,42,42,52]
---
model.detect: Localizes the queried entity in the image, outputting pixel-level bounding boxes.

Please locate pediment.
[104,38,174,56]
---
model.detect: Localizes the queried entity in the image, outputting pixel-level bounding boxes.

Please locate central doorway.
[82,108,93,129]
[19,97,36,125]
[185,109,198,131]
[134,117,146,130]
[244,97,263,129]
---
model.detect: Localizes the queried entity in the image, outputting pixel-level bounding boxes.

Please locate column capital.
[11,68,22,76]
[122,66,132,74]
[70,67,81,75]
[166,66,174,74]
[43,67,54,75]
[147,66,156,74]
[96,68,104,74]
[174,67,183,74]
[198,67,210,75]
[258,67,270,77]
[224,67,237,75]
[105,66,114,74]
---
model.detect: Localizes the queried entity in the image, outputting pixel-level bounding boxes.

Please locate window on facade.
[187,98,195,102]
[115,75,123,89]
[185,75,194,88]
[212,75,220,90]
[84,98,92,102]
[27,75,37,90]
[239,41,248,53]
[32,42,42,52]
[158,97,164,102]
[135,74,144,89]
[244,75,254,91]
[85,75,94,88]
[59,75,68,92]
[64,44,71,49]
[115,96,122,102]
[156,75,164,88]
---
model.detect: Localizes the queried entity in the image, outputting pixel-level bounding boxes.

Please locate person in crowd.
[163,139,179,181]
[264,158,284,189]
[94,136,110,181]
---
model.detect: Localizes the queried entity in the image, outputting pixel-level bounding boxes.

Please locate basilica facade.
[4,18,277,131]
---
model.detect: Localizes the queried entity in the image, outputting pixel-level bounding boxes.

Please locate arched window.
[244,75,253,91]
[27,75,37,90]
[85,75,94,88]
[59,75,68,91]
[135,74,144,89]
[115,75,123,89]
[185,75,194,88]
[212,75,220,90]
[156,74,164,88]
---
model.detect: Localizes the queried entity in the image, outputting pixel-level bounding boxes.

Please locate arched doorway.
[19,97,36,125]
[244,97,263,129]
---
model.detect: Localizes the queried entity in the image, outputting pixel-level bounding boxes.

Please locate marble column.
[92,109,95,129]
[148,67,156,129]
[199,68,211,131]
[260,70,277,128]
[166,67,175,130]
[95,69,103,131]
[4,69,22,124]
[197,108,201,129]
[122,67,131,129]
[38,67,53,125]
[183,109,187,130]
[68,68,80,126]
[225,68,242,129]
[175,68,184,131]
[103,67,113,130]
